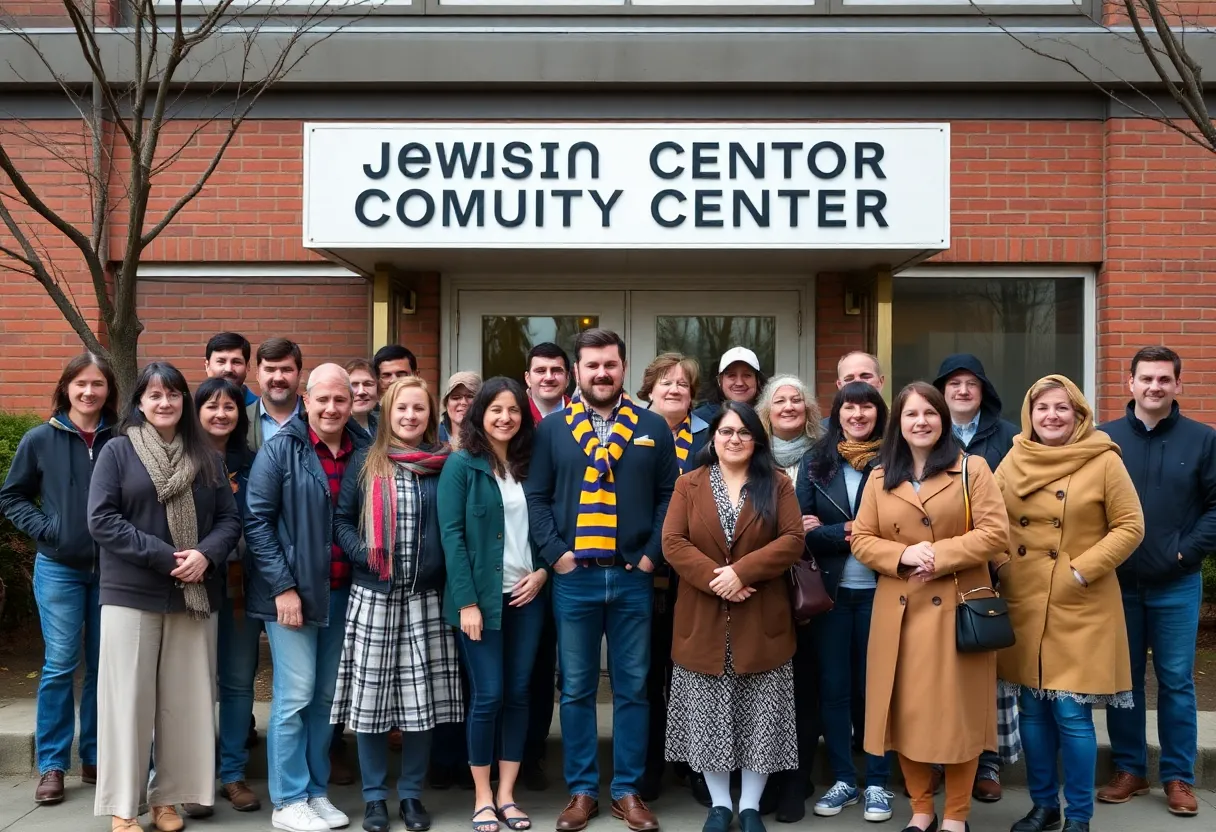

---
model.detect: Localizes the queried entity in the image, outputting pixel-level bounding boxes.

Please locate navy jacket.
[0,414,114,571]
[243,416,371,627]
[526,403,679,567]
[796,447,877,599]
[932,353,1019,472]
[1100,401,1216,586]
[333,446,446,596]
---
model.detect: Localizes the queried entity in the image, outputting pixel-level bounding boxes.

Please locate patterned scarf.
[127,422,210,619]
[673,415,695,474]
[838,438,882,471]
[365,446,449,581]
[567,393,639,560]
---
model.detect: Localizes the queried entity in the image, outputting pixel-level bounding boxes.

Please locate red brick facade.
[2,117,1214,424]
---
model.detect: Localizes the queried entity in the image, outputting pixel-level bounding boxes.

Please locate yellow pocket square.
[634,436,655,447]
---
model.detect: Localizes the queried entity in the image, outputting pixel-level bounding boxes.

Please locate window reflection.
[892,277,1085,423]
[481,315,595,391]
[656,316,777,381]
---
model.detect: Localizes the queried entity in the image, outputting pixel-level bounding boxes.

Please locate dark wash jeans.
[814,586,890,788]
[1107,570,1203,784]
[551,563,652,800]
[459,593,546,767]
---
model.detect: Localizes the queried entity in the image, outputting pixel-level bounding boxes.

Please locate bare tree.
[0,1,369,393]
[973,0,1216,153]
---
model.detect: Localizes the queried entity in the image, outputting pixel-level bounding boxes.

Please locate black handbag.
[954,455,1017,654]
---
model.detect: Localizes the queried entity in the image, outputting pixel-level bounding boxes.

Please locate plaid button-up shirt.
[310,427,355,589]
[586,396,623,446]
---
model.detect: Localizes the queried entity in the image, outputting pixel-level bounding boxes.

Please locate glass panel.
[481,315,597,391]
[655,315,777,381]
[892,277,1085,424]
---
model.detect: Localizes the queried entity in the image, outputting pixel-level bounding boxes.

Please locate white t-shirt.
[497,471,533,591]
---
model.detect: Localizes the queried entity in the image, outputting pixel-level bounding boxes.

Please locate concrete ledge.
[1,699,1212,789]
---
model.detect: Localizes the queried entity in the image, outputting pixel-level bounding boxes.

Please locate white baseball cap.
[718,347,761,374]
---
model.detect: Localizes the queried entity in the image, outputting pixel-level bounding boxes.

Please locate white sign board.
[302,122,950,250]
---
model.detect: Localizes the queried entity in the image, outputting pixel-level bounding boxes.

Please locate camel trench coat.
[850,454,1011,764]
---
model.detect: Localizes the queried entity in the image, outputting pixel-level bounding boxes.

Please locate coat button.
[1018,546,1027,556]
[497,533,503,539]
[932,596,942,606]
[922,517,931,526]
[1048,550,1058,559]
[1056,490,1066,500]
[899,596,907,605]
[1019,517,1030,527]
[1052,519,1061,528]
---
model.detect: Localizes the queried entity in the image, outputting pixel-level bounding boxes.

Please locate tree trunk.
[107,323,142,404]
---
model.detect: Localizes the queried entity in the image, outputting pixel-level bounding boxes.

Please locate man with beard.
[205,332,258,406]
[526,329,678,832]
[248,338,305,451]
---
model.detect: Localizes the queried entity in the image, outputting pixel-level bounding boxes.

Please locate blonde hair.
[361,377,439,484]
[1027,376,1092,445]
[756,374,824,441]
[636,353,701,404]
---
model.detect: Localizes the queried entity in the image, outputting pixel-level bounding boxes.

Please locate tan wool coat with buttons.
[993,375,1145,696]
[851,452,1011,764]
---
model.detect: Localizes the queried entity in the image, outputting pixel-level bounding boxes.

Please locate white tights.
[702,769,770,812]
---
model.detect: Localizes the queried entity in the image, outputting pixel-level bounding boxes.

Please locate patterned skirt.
[330,585,464,734]
[665,638,798,773]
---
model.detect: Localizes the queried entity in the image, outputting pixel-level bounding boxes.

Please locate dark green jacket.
[438,449,545,630]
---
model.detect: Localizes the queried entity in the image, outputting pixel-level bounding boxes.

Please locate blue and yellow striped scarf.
[567,394,639,559]
[674,416,695,474]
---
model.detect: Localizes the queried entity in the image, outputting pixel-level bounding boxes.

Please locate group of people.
[0,328,1212,832]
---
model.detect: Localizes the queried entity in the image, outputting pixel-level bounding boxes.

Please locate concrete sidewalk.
[0,699,1214,788]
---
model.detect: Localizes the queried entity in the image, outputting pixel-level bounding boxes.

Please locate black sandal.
[497,803,532,831]
[473,805,500,832]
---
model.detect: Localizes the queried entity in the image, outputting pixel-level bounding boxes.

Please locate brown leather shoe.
[610,795,659,832]
[222,780,262,812]
[182,802,214,818]
[972,774,1002,802]
[34,771,64,805]
[556,795,599,832]
[151,805,185,832]
[1165,781,1200,816]
[81,764,97,785]
[1096,771,1150,804]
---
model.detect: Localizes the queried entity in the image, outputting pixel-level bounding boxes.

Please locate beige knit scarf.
[128,422,210,619]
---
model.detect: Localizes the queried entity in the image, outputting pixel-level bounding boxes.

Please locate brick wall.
[813,274,868,415]
[1103,1,1216,26]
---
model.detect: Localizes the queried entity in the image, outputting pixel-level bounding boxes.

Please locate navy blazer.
[795,447,877,599]
[526,404,679,567]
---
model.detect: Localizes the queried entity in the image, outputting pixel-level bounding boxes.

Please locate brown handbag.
[789,555,834,623]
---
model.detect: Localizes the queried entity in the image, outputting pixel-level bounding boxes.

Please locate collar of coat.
[681,465,760,556]
[878,453,964,515]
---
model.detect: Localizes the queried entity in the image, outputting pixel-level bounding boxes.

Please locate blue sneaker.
[863,787,894,822]
[813,781,860,817]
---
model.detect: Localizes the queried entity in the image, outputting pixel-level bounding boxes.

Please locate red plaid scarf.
[365,447,449,581]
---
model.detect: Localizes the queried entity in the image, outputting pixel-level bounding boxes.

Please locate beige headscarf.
[999,374,1121,498]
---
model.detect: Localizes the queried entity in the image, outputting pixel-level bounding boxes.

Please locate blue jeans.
[217,593,264,784]
[1019,689,1096,822]
[460,593,546,767]
[551,564,652,800]
[357,729,431,802]
[265,586,349,808]
[1107,571,1203,784]
[32,554,100,775]
[814,587,890,788]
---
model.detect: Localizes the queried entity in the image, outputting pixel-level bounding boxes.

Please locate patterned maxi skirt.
[331,585,464,734]
[664,637,798,773]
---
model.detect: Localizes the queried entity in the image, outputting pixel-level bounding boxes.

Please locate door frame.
[441,273,818,390]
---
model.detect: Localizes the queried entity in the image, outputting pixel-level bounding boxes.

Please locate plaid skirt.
[330,585,464,734]
[997,678,1022,764]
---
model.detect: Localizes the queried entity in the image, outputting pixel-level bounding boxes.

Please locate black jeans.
[522,594,559,769]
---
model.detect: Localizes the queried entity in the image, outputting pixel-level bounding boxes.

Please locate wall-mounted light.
[844,290,862,316]
[398,289,417,316]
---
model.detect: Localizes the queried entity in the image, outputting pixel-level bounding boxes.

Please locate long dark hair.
[809,382,889,485]
[195,377,254,471]
[879,381,959,491]
[694,401,778,527]
[460,377,535,481]
[51,352,119,425]
[119,362,219,486]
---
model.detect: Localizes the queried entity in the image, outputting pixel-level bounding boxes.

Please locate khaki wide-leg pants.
[94,605,218,818]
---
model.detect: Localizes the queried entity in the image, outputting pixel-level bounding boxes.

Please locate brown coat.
[850,454,1011,764]
[993,375,1145,695]
[662,467,805,676]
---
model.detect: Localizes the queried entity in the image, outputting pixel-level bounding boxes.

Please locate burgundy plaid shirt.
[310,427,355,589]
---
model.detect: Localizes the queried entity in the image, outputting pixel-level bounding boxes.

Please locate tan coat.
[993,375,1146,695]
[662,468,805,676]
[851,453,1010,764]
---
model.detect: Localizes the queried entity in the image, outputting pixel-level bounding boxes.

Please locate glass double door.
[456,288,802,397]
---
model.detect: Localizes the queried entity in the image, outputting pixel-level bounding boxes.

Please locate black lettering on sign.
[363,143,390,179]
[692,142,719,180]
[443,190,485,227]
[503,142,533,180]
[495,191,526,228]
[480,143,496,180]
[398,143,431,180]
[650,142,685,180]
[817,190,847,228]
[589,189,623,227]
[569,142,600,179]
[855,143,886,179]
[732,191,769,228]
[397,190,434,228]
[808,142,846,180]
[437,143,480,179]
[728,143,764,180]
[552,190,583,227]
[858,190,889,227]
[777,190,810,227]
[354,189,390,226]
[651,189,685,227]
[541,143,560,180]
[772,142,802,179]
[695,190,723,228]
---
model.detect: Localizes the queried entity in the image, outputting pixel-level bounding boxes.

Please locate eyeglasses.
[716,427,754,442]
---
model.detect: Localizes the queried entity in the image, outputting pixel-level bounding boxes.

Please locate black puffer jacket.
[932,353,1020,472]
[1100,401,1216,586]
[0,414,114,571]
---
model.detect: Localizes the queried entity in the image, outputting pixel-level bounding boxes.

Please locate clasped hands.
[709,564,755,603]
[170,548,208,583]
[900,541,937,581]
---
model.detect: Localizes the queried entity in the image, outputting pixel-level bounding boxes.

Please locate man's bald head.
[836,351,885,391]
[304,363,353,441]
[306,362,351,394]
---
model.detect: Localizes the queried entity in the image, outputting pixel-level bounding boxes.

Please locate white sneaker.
[308,796,351,829]
[272,800,330,832]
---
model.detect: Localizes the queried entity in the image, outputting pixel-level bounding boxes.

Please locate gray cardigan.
[87,436,242,614]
